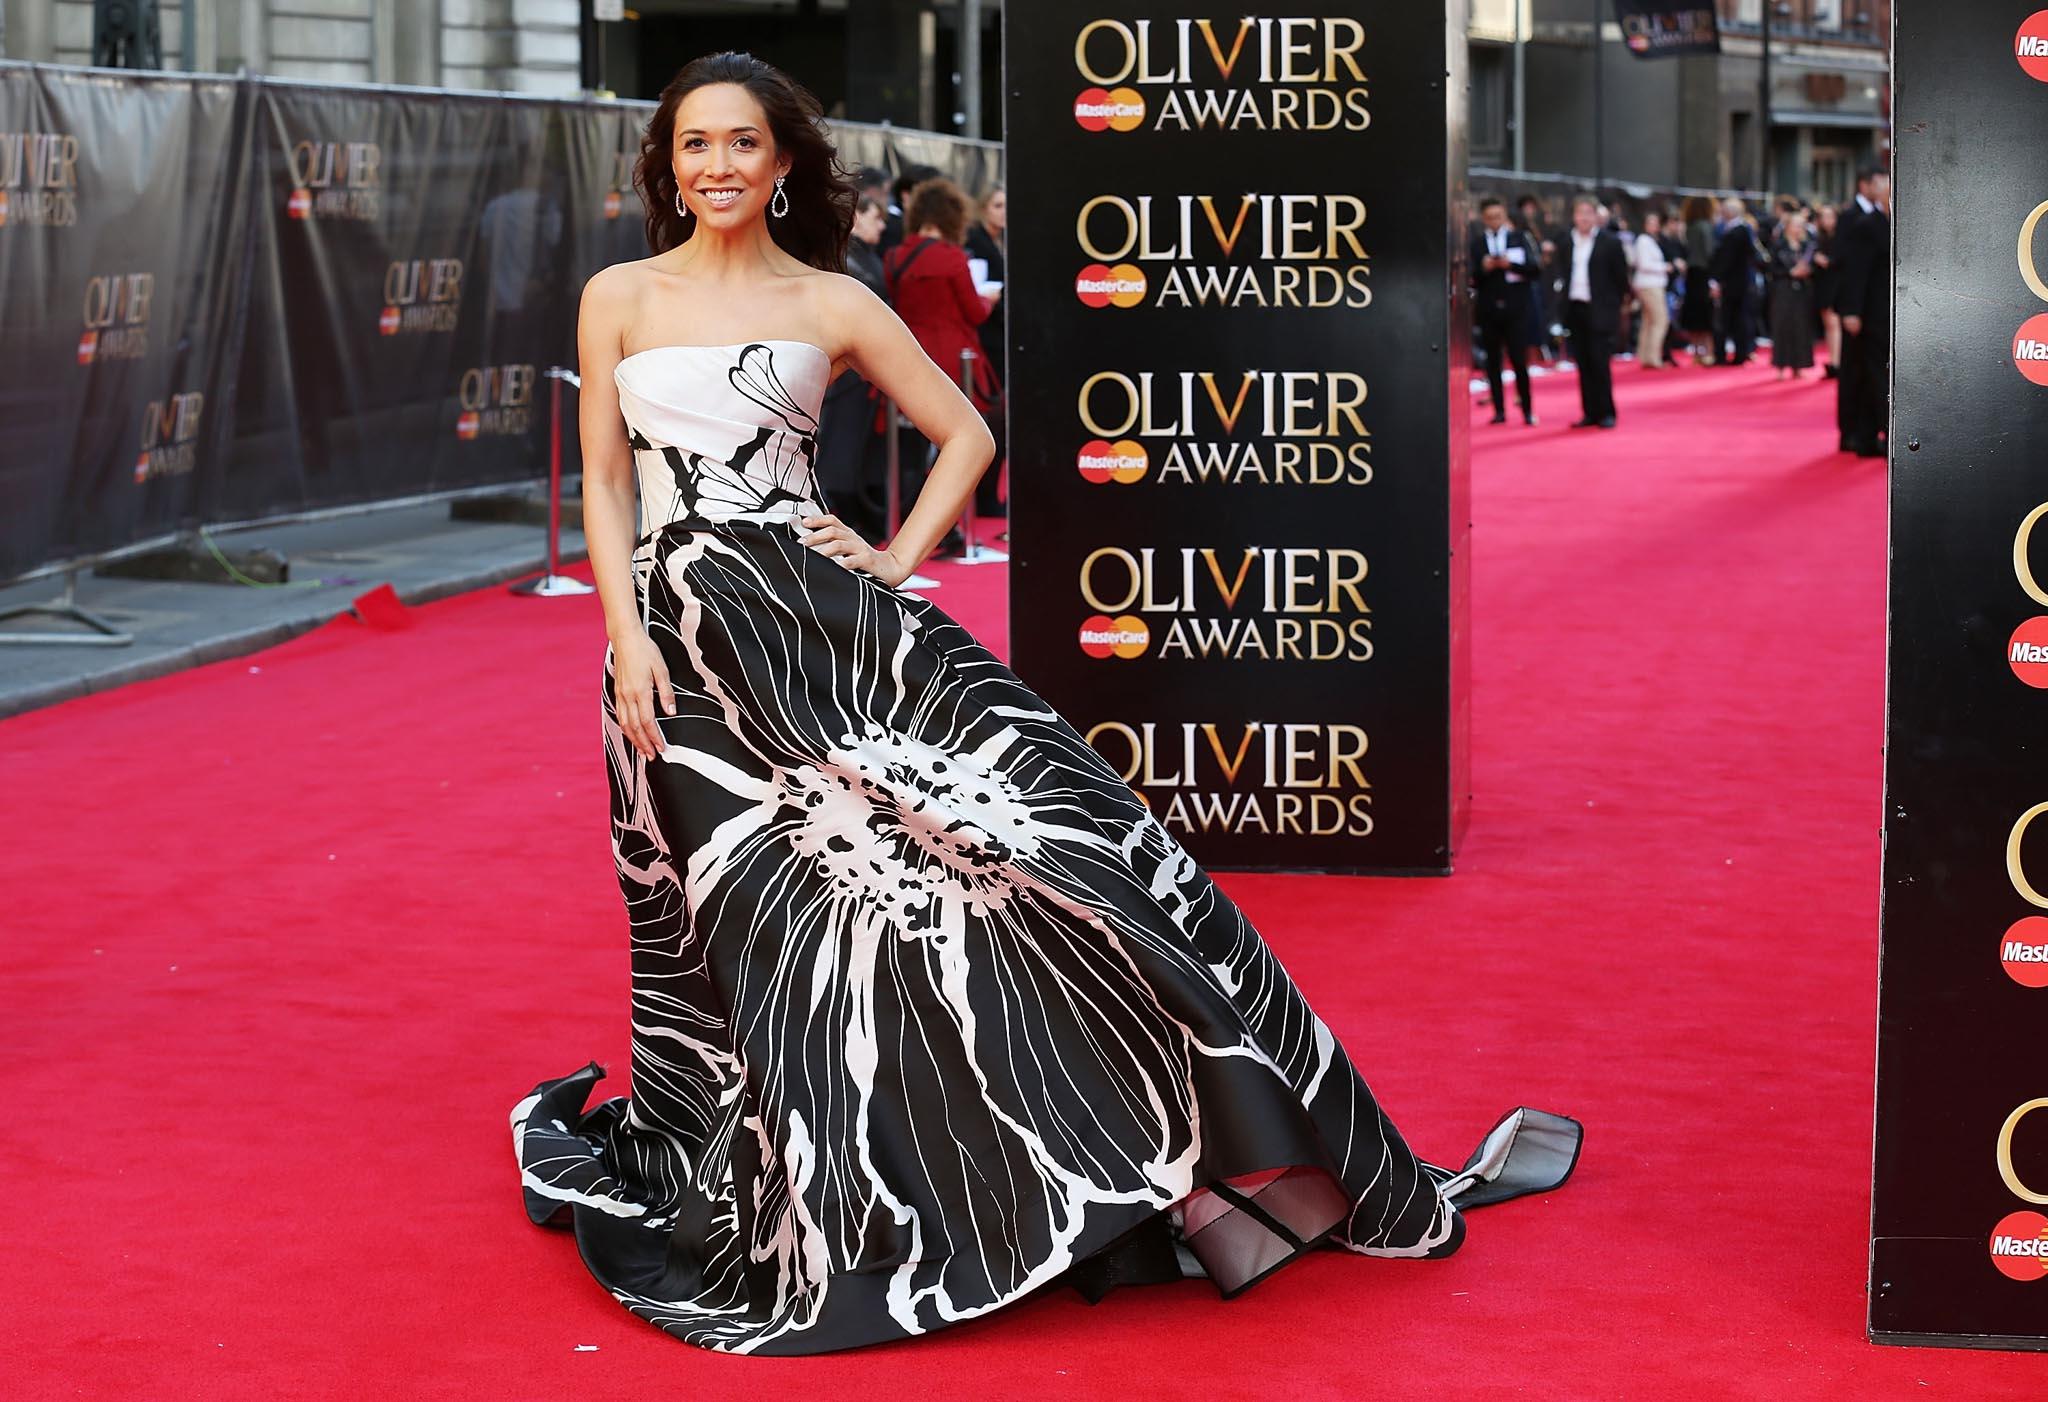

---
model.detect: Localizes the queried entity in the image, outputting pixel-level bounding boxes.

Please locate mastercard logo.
[2002,916,2048,987]
[286,186,312,220]
[2020,11,2048,82]
[1077,438,1148,484]
[2011,617,2048,686]
[1079,614,1150,659]
[0,190,10,226]
[2017,313,2048,386]
[603,189,622,220]
[1075,263,1147,309]
[1991,1210,2048,1280]
[456,410,481,441]
[76,330,98,365]
[133,452,151,483]
[1073,86,1145,132]
[379,305,402,336]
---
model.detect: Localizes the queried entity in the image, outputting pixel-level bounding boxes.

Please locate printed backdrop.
[1002,4,1472,872]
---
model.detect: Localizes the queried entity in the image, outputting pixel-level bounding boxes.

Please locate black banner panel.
[1003,5,1471,872]
[1870,5,2048,1351]
[220,86,566,518]
[0,67,249,578]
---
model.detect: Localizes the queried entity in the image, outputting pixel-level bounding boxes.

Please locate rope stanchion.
[510,367,595,598]
[950,348,1006,566]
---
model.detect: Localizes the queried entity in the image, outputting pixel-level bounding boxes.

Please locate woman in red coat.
[883,178,1002,528]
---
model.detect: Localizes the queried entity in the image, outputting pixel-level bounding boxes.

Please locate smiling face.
[671,81,790,227]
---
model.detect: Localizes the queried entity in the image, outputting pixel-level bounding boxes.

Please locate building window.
[1810,0,1842,24]
[1470,44,1508,165]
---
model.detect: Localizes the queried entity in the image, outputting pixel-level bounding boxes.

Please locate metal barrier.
[0,567,133,647]
[509,367,595,599]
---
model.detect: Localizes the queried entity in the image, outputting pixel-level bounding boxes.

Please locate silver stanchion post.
[950,348,1006,565]
[882,388,940,592]
[511,366,594,598]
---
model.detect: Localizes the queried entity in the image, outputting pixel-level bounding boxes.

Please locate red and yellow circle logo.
[379,305,401,336]
[1077,439,1148,484]
[1991,1211,2048,1280]
[1075,264,1145,308]
[0,190,11,226]
[2010,617,2048,686]
[1079,614,1150,659]
[286,187,312,220]
[2017,314,2048,386]
[2002,916,2048,987]
[456,410,481,441]
[133,452,150,483]
[1073,86,1145,132]
[2018,11,2048,82]
[76,330,98,365]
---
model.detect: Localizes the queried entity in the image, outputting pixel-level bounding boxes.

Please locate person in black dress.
[1562,193,1631,429]
[814,193,890,539]
[1469,196,1540,425]
[1678,195,1719,364]
[1810,203,1844,380]
[1767,213,1817,377]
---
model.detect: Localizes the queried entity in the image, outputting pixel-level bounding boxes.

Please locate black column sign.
[1871,5,2048,1351]
[1003,4,1472,873]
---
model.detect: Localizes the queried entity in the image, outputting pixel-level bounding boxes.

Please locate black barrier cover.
[0,62,1003,585]
[1004,5,1470,872]
[220,86,568,518]
[1612,1,1719,58]
[0,65,249,579]
[1870,4,2048,1350]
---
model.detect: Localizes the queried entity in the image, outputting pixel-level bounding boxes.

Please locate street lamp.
[1760,0,1792,192]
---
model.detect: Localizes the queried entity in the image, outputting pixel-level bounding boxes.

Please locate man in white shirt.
[1563,195,1631,428]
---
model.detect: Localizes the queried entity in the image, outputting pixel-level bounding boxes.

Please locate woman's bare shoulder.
[584,257,659,304]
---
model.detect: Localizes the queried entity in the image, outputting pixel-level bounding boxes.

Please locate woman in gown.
[512,51,1583,1357]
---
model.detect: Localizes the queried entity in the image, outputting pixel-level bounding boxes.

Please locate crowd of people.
[816,164,1009,550]
[1469,166,1892,456]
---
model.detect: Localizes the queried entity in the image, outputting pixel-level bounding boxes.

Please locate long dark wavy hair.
[634,52,857,272]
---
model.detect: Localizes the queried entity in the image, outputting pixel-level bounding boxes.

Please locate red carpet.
[6,358,2043,1398]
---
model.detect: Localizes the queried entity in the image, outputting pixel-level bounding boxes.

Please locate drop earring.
[674,187,690,219]
[770,174,790,219]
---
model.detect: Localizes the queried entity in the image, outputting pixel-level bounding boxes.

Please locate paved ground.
[0,499,585,720]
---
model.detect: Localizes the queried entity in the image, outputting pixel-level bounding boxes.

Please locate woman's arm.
[801,274,995,585]
[577,265,676,760]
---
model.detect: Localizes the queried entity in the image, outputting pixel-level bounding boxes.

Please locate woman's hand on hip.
[801,513,911,587]
[613,627,676,761]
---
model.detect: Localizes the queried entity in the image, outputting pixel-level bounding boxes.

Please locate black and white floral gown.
[511,340,1582,1356]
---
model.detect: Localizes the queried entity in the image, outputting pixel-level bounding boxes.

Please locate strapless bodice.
[614,340,831,536]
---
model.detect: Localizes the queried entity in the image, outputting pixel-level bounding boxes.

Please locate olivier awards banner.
[1003,4,1472,872]
[1871,4,2048,1350]
[0,65,248,574]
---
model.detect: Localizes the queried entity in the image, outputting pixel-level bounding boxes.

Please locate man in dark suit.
[1562,193,1631,428]
[1833,166,1892,458]
[1707,198,1760,366]
[1469,196,1541,426]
